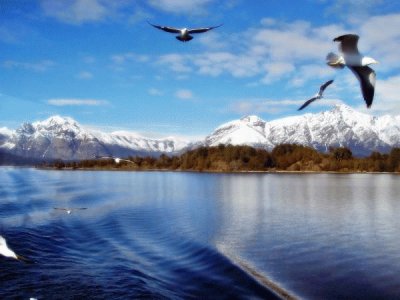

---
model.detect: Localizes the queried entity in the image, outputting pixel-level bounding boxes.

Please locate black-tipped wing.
[333,34,359,54]
[348,66,375,108]
[54,207,67,211]
[298,97,318,111]
[188,24,222,34]
[319,79,334,95]
[148,22,181,34]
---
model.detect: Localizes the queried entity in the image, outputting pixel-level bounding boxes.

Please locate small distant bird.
[96,156,135,165]
[0,235,32,263]
[326,34,378,108]
[54,207,87,214]
[148,21,222,42]
[298,79,334,111]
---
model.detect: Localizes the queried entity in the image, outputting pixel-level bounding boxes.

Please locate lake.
[1,168,399,299]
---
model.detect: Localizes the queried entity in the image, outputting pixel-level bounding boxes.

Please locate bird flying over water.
[148,21,222,42]
[0,235,32,263]
[54,207,87,214]
[95,156,135,165]
[326,34,377,108]
[298,79,334,111]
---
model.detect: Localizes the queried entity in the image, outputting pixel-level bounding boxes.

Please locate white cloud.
[157,54,192,73]
[175,89,193,100]
[111,52,149,64]
[229,97,345,115]
[261,62,295,84]
[3,60,55,72]
[40,0,130,24]
[290,64,336,87]
[359,14,400,71]
[152,14,400,90]
[47,98,108,106]
[147,0,213,14]
[154,19,340,84]
[365,75,400,114]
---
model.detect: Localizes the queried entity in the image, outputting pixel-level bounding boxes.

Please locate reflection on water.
[1,168,400,299]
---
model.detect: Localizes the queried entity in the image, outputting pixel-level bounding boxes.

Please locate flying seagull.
[148,21,222,42]
[0,235,32,263]
[326,34,378,108]
[54,207,88,214]
[298,79,334,111]
[95,156,136,165]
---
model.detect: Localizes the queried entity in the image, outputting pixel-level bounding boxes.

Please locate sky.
[1,0,400,139]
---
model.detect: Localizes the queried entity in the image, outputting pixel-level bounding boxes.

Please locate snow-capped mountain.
[1,104,400,162]
[0,116,189,161]
[204,104,400,156]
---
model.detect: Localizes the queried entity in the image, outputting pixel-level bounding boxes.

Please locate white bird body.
[343,53,377,66]
[0,236,18,260]
[148,22,222,42]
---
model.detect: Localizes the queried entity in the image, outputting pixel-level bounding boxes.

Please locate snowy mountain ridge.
[204,105,400,156]
[1,104,400,161]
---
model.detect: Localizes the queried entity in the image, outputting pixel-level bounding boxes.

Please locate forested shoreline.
[43,144,400,173]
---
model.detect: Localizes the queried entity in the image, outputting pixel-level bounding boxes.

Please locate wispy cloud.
[76,71,93,79]
[148,88,164,96]
[111,52,150,64]
[40,0,130,25]
[326,0,385,22]
[147,0,214,14]
[175,89,194,100]
[362,75,400,115]
[110,52,150,72]
[3,60,55,72]
[47,98,108,106]
[229,97,344,115]
[154,19,341,85]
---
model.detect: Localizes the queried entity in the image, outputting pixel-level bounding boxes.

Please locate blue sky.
[1,0,400,139]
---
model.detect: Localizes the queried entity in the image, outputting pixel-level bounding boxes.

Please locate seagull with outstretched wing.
[298,79,334,111]
[54,207,88,214]
[0,235,33,263]
[148,21,222,42]
[326,34,377,108]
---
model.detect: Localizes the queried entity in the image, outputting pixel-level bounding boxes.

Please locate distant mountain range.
[1,104,400,163]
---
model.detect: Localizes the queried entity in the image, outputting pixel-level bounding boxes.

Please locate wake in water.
[0,226,280,299]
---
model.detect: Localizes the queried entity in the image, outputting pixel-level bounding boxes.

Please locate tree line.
[43,144,400,173]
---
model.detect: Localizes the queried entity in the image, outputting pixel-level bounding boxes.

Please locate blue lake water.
[1,168,400,299]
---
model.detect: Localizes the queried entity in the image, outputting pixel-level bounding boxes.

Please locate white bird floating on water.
[0,235,32,263]
[326,34,378,108]
[53,207,87,214]
[148,21,222,42]
[298,79,334,111]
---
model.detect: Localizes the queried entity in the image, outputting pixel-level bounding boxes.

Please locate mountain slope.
[204,105,400,156]
[0,116,188,161]
[1,104,400,161]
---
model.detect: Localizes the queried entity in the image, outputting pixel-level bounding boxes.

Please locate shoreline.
[34,166,400,175]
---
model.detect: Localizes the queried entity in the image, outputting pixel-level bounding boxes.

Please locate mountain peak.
[240,115,264,124]
[38,115,78,127]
